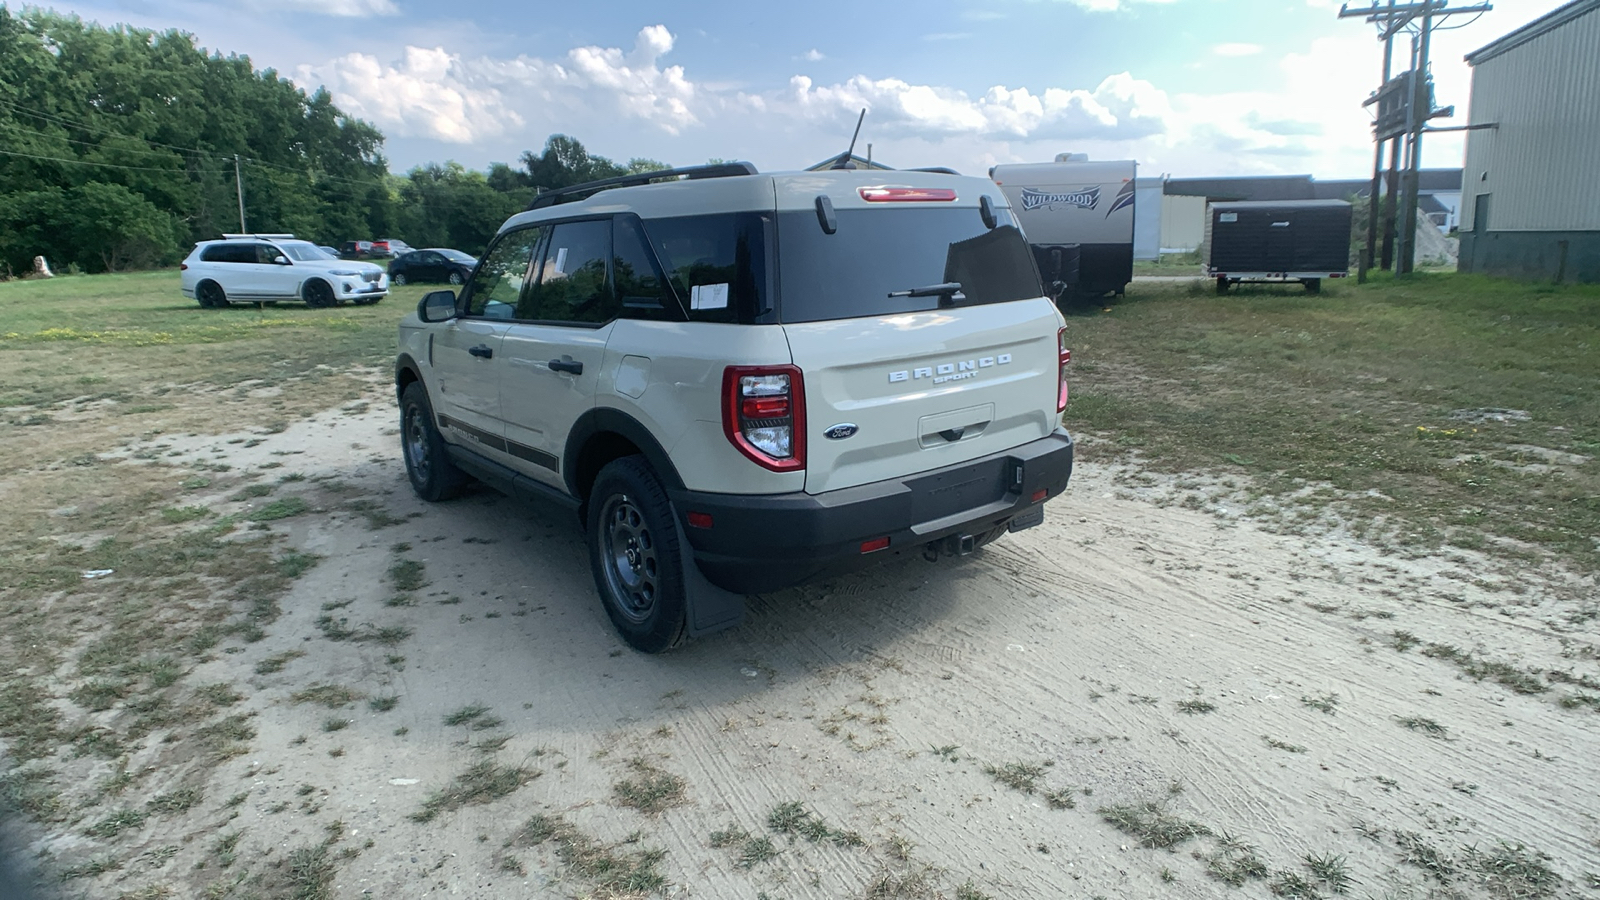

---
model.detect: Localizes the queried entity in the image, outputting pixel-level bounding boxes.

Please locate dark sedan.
[388,248,477,286]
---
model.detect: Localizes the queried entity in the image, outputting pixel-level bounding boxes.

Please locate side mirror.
[274,255,291,265]
[418,290,458,323]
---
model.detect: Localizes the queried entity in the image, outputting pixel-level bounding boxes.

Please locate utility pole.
[1339,0,1491,275]
[1360,0,1398,283]
[233,154,247,233]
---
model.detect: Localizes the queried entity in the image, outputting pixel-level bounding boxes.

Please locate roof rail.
[906,167,962,176]
[526,162,759,210]
[221,233,296,240]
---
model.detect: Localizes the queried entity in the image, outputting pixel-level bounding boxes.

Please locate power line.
[0,147,195,173]
[0,97,218,157]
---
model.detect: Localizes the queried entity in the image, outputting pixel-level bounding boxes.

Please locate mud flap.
[1008,504,1045,532]
[669,502,746,638]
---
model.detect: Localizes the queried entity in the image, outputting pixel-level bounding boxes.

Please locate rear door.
[496,218,618,488]
[429,226,541,465]
[773,191,1063,495]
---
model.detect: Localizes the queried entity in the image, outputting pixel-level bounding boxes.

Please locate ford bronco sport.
[395,162,1075,652]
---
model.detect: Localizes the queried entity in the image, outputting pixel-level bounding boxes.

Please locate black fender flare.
[563,408,685,501]
[395,353,424,402]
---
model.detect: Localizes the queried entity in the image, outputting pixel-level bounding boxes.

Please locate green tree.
[521,134,627,192]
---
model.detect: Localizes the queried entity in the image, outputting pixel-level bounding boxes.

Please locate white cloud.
[1049,0,1180,11]
[778,71,1170,142]
[1212,42,1263,57]
[300,26,698,143]
[259,0,398,15]
[802,48,825,61]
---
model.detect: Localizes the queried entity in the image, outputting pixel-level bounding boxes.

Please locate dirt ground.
[9,380,1600,899]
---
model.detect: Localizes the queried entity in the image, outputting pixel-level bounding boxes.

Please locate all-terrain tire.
[400,382,466,502]
[586,456,688,654]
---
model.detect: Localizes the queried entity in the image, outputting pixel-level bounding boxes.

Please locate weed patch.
[1098,801,1211,849]
[766,801,864,847]
[612,758,687,815]
[507,813,666,894]
[411,761,539,823]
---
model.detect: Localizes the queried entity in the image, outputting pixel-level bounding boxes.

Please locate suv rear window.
[774,208,1043,323]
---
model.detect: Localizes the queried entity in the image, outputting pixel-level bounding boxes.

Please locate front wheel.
[586,456,687,653]
[392,272,407,286]
[304,279,336,308]
[400,382,466,501]
[447,271,464,285]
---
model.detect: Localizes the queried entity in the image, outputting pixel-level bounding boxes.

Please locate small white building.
[1459,0,1600,282]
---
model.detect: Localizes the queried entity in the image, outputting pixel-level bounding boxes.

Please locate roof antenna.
[829,108,867,170]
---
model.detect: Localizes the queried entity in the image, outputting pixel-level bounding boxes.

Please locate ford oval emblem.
[823,423,858,440]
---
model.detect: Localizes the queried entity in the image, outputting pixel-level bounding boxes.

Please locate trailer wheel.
[1303,278,1322,294]
[1215,276,1231,295]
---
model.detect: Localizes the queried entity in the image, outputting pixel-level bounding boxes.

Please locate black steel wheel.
[400,382,465,501]
[197,280,227,308]
[304,279,336,308]
[586,456,687,653]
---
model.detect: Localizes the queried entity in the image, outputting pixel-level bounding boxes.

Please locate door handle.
[469,344,493,359]
[548,356,583,375]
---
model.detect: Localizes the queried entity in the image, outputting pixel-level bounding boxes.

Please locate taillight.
[1057,328,1071,413]
[180,263,188,271]
[858,187,958,202]
[723,365,806,471]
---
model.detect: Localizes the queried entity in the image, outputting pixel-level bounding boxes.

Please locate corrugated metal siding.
[1461,6,1600,232]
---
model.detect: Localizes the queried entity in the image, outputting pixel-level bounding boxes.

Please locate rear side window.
[519,219,615,324]
[773,208,1042,323]
[611,217,680,321]
[200,243,254,263]
[641,213,770,324]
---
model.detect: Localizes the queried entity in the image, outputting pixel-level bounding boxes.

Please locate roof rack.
[526,162,759,210]
[221,233,296,240]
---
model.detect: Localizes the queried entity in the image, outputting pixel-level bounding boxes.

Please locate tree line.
[0,9,668,275]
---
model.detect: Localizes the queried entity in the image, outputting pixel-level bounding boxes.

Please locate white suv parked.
[181,234,388,308]
[395,163,1075,652]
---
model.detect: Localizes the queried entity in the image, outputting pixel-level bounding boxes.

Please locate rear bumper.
[669,428,1074,593]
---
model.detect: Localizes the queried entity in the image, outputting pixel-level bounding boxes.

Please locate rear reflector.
[860,536,891,554]
[687,512,713,529]
[1031,489,1048,503]
[859,187,958,202]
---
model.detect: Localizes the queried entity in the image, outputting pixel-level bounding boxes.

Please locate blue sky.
[32,0,1572,178]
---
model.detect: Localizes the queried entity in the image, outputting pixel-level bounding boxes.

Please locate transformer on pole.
[1339,0,1491,276]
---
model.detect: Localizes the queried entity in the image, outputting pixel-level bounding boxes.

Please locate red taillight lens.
[740,395,790,419]
[858,187,958,202]
[180,263,188,271]
[1057,327,1071,413]
[723,365,806,472]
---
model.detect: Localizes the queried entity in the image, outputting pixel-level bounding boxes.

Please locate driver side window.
[465,227,542,319]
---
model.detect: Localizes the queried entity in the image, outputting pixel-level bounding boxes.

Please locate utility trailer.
[990,156,1137,301]
[1205,200,1352,293]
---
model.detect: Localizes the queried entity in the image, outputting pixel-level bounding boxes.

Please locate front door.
[430,226,543,464]
[498,218,617,489]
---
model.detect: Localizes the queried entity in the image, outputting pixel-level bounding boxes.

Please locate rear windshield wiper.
[887,282,963,298]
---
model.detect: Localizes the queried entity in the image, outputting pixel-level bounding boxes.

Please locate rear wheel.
[196,281,227,308]
[400,382,466,501]
[587,456,687,653]
[304,279,335,308]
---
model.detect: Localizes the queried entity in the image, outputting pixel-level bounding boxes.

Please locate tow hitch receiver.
[924,533,979,561]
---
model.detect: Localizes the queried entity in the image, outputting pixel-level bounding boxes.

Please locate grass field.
[1063,273,1600,573]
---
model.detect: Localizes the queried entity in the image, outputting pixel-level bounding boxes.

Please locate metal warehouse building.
[1458,0,1600,283]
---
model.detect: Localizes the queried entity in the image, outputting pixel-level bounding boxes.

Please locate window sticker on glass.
[553,247,569,275]
[690,282,729,310]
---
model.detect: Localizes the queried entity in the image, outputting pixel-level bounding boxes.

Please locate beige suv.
[395,163,1075,652]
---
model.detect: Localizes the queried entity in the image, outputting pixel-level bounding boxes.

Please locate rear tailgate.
[787,300,1061,494]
